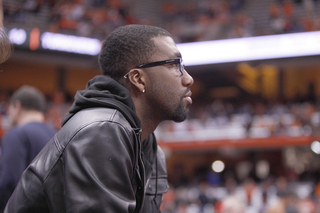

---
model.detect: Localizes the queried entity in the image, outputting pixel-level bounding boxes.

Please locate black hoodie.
[62,75,140,128]
[62,75,157,186]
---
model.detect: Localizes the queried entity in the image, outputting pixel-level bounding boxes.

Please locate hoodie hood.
[62,75,141,128]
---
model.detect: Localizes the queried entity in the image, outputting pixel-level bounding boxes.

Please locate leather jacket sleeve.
[56,121,138,212]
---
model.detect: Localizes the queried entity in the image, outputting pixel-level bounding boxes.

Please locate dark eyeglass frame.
[124,58,184,78]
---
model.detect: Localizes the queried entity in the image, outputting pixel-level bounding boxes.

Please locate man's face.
[143,36,194,123]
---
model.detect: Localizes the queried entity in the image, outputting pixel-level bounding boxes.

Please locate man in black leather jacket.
[4,24,194,213]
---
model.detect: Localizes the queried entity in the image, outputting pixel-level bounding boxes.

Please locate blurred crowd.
[2,0,320,42]
[3,0,138,40]
[161,0,320,43]
[154,98,320,212]
[157,99,320,142]
[267,0,320,35]
[161,176,320,213]
[159,0,250,43]
[48,0,138,40]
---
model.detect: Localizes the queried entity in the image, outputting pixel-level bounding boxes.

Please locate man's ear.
[13,100,22,112]
[127,69,146,93]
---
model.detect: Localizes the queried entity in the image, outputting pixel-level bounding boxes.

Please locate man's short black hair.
[98,24,173,81]
[10,85,46,113]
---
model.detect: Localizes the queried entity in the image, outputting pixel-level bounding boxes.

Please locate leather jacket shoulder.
[5,107,169,213]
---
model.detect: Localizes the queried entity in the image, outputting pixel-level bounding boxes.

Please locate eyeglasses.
[124,58,185,78]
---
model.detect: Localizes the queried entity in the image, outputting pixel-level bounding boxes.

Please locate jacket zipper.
[133,128,145,213]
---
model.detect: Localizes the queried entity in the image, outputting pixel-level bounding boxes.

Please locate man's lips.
[184,91,193,104]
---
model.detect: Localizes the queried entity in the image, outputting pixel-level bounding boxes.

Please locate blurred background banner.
[178,31,320,65]
[8,28,101,55]
[1,0,320,212]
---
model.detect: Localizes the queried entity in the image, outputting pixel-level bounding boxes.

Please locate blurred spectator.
[219,195,247,213]
[0,85,56,212]
[268,2,286,34]
[265,190,299,213]
[22,0,43,13]
[227,13,254,38]
[302,0,315,17]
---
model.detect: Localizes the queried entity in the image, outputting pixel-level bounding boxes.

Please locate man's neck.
[133,100,160,141]
[140,120,158,142]
[18,111,45,126]
[138,107,159,141]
